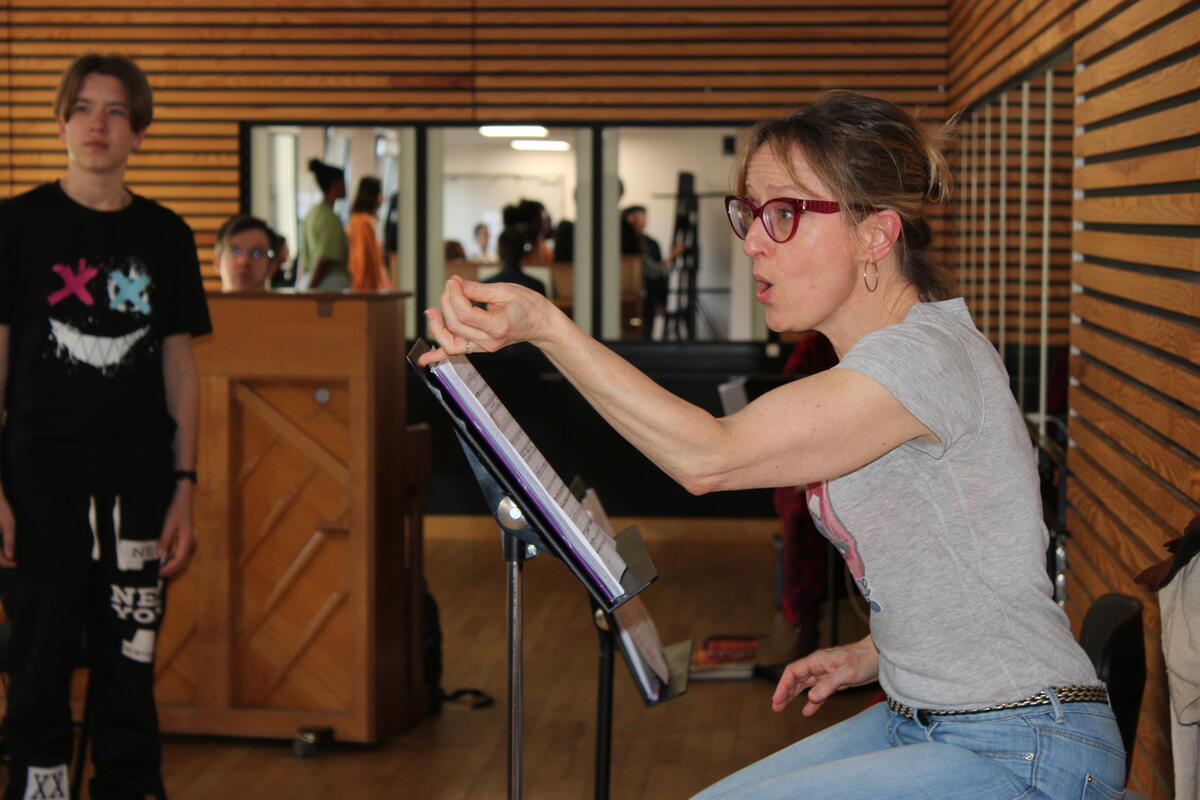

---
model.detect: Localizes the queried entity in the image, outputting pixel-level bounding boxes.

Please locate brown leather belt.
[887,685,1110,719]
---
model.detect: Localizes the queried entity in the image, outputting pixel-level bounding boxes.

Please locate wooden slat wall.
[0,0,947,276]
[947,0,1079,112]
[948,2,1198,797]
[1072,3,1200,797]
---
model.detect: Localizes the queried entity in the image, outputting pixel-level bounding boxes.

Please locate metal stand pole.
[504,531,529,800]
[593,610,615,800]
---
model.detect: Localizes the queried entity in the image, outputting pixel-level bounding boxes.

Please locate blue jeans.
[690,692,1126,800]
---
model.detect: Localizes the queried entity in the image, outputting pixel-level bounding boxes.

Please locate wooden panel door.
[156,292,427,743]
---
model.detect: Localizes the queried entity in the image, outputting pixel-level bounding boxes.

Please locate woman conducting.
[418,91,1124,800]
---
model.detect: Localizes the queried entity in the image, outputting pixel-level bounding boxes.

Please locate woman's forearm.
[423,278,930,494]
[534,310,738,495]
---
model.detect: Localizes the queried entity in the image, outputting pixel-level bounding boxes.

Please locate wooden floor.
[157,515,873,799]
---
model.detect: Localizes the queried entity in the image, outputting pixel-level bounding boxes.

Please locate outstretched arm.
[420,277,933,493]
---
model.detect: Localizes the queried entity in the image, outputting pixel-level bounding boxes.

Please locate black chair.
[1078,593,1145,783]
[0,622,91,800]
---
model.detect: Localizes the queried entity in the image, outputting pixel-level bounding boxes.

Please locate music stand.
[408,342,660,800]
[570,479,690,800]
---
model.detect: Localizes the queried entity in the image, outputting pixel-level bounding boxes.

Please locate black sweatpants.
[1,481,172,800]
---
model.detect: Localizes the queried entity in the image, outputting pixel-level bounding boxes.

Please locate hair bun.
[925,178,945,203]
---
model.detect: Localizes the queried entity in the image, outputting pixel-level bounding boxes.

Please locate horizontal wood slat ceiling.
[0,0,949,270]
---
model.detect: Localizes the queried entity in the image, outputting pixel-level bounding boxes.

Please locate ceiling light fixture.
[511,139,570,152]
[479,125,548,138]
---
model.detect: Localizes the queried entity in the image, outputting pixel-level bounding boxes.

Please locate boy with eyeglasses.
[215,214,279,291]
[0,53,210,800]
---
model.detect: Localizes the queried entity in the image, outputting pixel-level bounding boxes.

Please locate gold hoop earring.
[863,259,879,293]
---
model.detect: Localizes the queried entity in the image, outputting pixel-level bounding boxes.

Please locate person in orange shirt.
[347,176,391,291]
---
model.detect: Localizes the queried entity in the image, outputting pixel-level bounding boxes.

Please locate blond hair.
[737,90,955,300]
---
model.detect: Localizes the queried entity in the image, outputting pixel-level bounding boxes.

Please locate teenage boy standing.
[0,54,210,799]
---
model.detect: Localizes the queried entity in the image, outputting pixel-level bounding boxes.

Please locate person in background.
[267,228,291,288]
[0,52,210,800]
[420,90,1123,800]
[297,158,348,290]
[552,219,574,264]
[383,192,399,267]
[772,331,840,662]
[469,222,495,262]
[503,199,553,265]
[483,227,546,296]
[622,205,684,338]
[214,214,277,291]
[346,176,391,291]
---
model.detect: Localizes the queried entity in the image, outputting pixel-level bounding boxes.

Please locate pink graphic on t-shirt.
[806,480,881,612]
[48,259,98,306]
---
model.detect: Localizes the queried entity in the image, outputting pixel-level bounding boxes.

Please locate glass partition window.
[248,125,417,328]
[247,122,765,343]
[435,126,585,322]
[264,129,297,260]
[614,126,749,341]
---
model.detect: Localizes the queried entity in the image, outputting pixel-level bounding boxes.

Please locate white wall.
[442,132,578,257]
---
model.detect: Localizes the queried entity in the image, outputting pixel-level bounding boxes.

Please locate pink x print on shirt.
[49,259,98,306]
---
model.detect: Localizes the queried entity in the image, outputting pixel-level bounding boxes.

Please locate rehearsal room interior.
[0,1,1196,799]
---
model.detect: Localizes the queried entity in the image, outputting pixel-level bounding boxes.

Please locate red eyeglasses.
[725,195,873,244]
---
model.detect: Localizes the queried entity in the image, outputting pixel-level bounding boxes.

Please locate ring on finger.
[465,341,475,353]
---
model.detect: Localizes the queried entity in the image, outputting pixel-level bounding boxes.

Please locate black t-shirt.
[0,182,212,493]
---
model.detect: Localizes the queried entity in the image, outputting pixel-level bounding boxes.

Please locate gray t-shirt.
[808,298,1098,710]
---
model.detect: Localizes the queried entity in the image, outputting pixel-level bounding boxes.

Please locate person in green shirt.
[298,158,349,290]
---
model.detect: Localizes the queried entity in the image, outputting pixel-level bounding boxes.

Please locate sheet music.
[618,628,661,703]
[431,356,627,599]
[581,489,671,692]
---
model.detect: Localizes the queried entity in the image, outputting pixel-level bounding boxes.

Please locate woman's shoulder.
[301,204,321,224]
[858,298,987,358]
[305,203,337,222]
[846,298,970,354]
[906,297,972,329]
[839,297,993,400]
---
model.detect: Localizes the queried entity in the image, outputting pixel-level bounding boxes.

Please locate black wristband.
[173,469,197,484]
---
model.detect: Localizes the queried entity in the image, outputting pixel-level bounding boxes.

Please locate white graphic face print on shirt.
[45,255,153,374]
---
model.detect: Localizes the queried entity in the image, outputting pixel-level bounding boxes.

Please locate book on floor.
[688,635,759,681]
